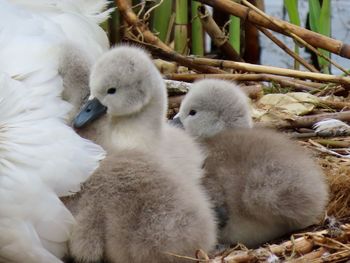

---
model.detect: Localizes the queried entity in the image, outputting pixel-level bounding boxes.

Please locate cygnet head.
[74,45,166,128]
[94,46,165,114]
[176,79,252,138]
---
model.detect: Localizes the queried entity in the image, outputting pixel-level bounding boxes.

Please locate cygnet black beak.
[169,115,184,129]
[73,98,107,128]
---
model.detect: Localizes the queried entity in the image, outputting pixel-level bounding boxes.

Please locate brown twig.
[282,111,350,129]
[165,73,316,91]
[195,0,350,59]
[127,39,226,74]
[114,0,171,51]
[258,26,318,73]
[183,58,350,85]
[313,139,350,148]
[197,5,243,62]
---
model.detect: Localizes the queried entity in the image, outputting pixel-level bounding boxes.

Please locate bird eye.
[189,109,197,116]
[107,88,116,94]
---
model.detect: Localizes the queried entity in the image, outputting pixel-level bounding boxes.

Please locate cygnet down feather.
[175,79,329,247]
[67,151,217,263]
[73,45,206,182]
[69,46,217,261]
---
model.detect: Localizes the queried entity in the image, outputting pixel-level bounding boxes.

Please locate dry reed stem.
[198,5,243,62]
[317,100,350,111]
[257,26,318,73]
[128,39,226,74]
[282,111,350,129]
[195,0,350,59]
[165,73,317,91]
[114,0,171,51]
[313,139,350,148]
[286,247,328,262]
[185,58,350,85]
[241,0,349,75]
[268,236,314,256]
[208,223,350,262]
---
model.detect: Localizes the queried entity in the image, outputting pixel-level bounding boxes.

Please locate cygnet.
[68,150,216,263]
[175,79,329,247]
[68,46,217,262]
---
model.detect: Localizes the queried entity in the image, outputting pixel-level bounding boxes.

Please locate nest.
[300,138,350,218]
[168,220,350,262]
[206,222,350,262]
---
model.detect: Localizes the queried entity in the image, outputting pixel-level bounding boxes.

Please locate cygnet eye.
[189,109,197,116]
[107,88,116,95]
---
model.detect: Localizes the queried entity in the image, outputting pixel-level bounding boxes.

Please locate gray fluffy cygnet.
[68,151,216,263]
[175,79,329,247]
[68,46,217,262]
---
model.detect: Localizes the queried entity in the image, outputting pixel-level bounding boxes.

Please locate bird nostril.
[86,108,91,113]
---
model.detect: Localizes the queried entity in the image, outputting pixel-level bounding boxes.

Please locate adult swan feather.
[0,0,109,262]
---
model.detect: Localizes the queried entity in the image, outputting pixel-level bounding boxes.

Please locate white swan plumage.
[0,0,110,262]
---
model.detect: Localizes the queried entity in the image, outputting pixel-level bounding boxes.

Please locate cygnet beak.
[169,113,184,129]
[73,98,107,128]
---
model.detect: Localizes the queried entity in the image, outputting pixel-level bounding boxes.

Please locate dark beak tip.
[73,98,107,129]
[169,116,184,129]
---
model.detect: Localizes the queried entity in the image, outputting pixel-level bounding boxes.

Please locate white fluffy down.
[0,74,105,262]
[0,0,110,262]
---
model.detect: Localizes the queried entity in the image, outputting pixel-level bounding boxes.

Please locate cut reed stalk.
[186,57,350,85]
[195,0,350,59]
[152,0,172,42]
[129,39,225,73]
[197,5,242,61]
[191,1,204,56]
[228,0,241,54]
[283,111,350,129]
[241,0,348,75]
[165,73,318,91]
[258,26,318,73]
[174,0,188,54]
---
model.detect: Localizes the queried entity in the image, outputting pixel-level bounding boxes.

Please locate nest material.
[301,138,350,218]
[321,156,350,218]
[167,221,350,262]
[207,223,350,262]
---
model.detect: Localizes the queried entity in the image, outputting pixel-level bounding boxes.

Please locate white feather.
[313,119,350,137]
[0,74,106,262]
[0,0,109,261]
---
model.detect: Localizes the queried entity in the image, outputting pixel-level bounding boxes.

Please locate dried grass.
[302,138,350,218]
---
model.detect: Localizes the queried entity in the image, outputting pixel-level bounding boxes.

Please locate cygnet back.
[203,128,328,246]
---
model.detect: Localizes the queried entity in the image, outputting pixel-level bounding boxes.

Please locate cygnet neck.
[106,82,167,153]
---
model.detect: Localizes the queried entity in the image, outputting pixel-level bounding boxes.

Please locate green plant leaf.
[152,0,173,42]
[318,0,331,73]
[284,0,300,69]
[191,1,204,55]
[228,15,240,54]
[308,0,321,32]
[284,0,301,26]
